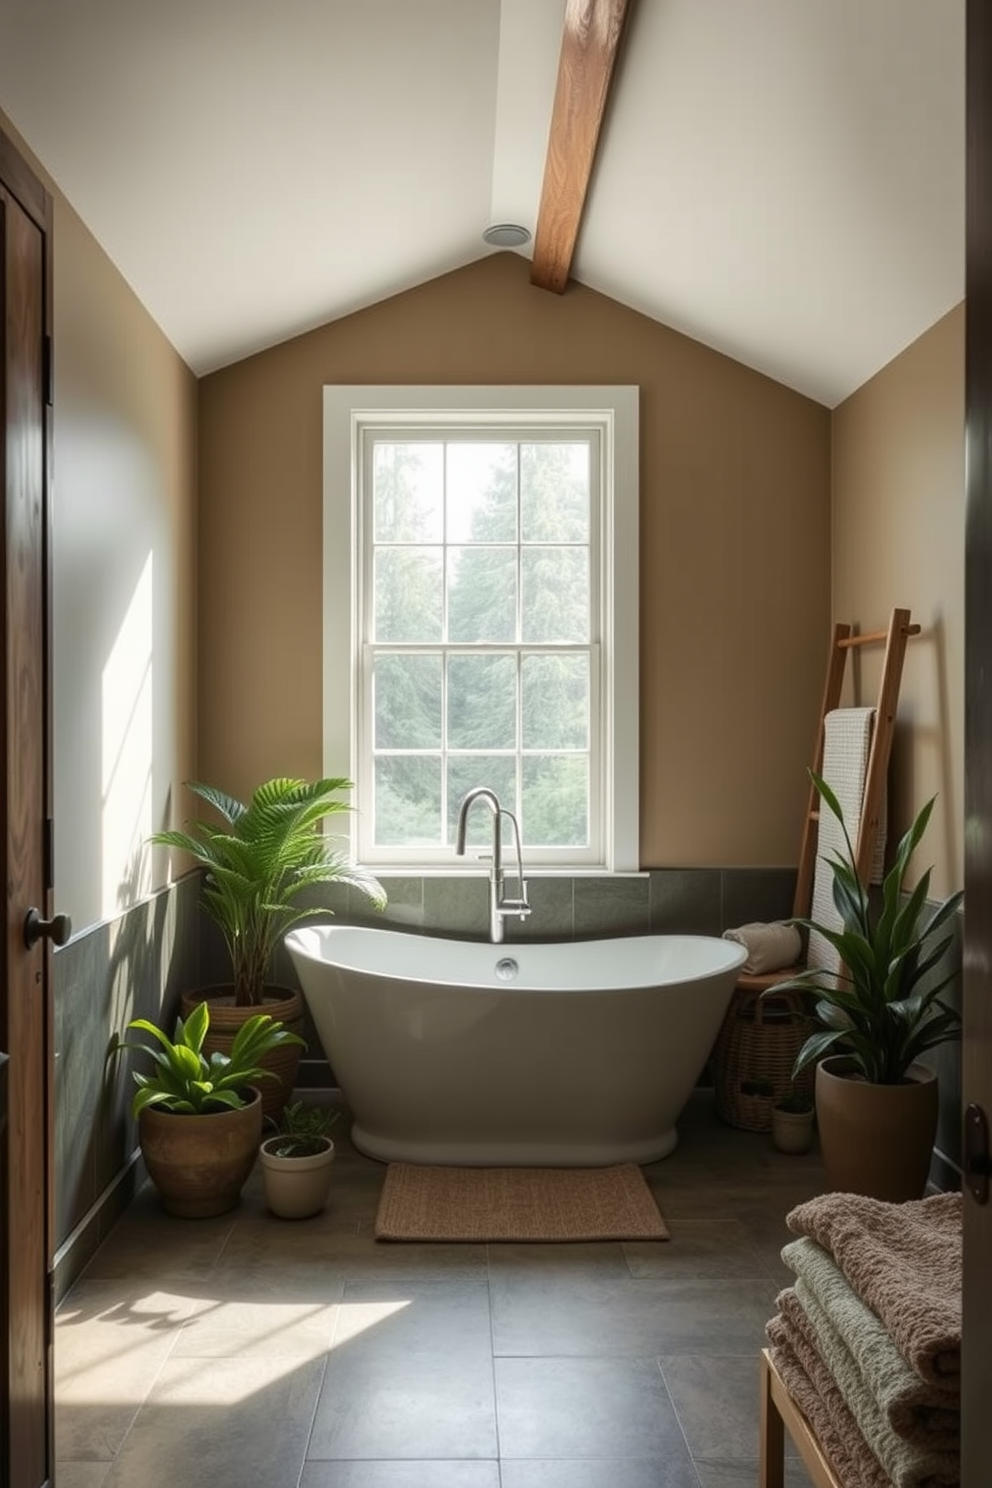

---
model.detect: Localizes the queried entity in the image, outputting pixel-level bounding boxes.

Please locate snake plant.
[779,771,963,1085]
[151,777,385,1006]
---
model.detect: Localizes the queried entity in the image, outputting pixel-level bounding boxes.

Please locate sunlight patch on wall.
[102,553,154,920]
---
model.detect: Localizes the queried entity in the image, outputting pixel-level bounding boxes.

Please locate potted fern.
[150,777,385,1116]
[777,771,962,1199]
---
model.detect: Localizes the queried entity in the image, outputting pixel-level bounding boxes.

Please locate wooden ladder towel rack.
[739,605,920,998]
[711,608,920,1130]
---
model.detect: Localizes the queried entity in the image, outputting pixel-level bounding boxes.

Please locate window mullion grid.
[353,414,619,867]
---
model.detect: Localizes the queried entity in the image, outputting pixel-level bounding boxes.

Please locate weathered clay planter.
[259,1135,335,1219]
[138,1087,263,1218]
[180,986,305,1121]
[815,1055,938,1201]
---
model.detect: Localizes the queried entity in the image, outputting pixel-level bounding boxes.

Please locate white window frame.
[323,386,639,872]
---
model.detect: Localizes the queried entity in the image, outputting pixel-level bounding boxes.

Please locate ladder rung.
[837,623,921,650]
[793,610,914,927]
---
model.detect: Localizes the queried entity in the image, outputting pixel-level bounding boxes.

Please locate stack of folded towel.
[766,1190,961,1488]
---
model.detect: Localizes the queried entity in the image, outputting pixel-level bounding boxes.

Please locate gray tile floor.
[55,1090,821,1487]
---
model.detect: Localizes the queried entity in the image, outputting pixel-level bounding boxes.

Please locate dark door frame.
[0,121,55,1488]
[964,3,992,1481]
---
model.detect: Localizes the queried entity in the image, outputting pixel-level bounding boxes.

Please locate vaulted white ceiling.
[0,0,964,406]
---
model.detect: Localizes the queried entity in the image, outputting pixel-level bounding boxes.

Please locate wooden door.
[0,129,54,1488]
[964,5,992,1484]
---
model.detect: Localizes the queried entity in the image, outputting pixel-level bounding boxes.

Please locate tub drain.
[495,956,519,981]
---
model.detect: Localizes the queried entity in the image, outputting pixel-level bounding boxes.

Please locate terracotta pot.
[259,1135,335,1219]
[771,1105,815,1155]
[815,1055,939,1202]
[180,986,305,1121]
[138,1087,263,1218]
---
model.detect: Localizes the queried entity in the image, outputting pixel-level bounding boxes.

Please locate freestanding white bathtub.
[285,925,746,1166]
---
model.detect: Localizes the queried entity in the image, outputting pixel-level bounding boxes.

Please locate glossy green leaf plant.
[120,1001,305,1117]
[779,771,963,1085]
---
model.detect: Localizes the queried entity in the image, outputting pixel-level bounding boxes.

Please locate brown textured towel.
[721,920,802,973]
[783,1238,959,1452]
[778,1285,960,1488]
[786,1191,961,1386]
[766,1313,891,1488]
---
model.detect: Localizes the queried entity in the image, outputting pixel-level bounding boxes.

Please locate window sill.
[366,866,649,879]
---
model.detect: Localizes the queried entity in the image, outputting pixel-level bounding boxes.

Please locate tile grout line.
[486,1241,505,1481]
[296,1338,331,1485]
[653,1352,714,1488]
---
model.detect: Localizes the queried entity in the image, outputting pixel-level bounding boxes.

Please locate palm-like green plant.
[120,1002,305,1116]
[780,771,963,1085]
[151,777,385,1006]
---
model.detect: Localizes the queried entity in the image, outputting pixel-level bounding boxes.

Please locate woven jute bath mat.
[373,1162,670,1243]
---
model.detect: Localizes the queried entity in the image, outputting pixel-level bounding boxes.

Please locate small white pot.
[770,1106,814,1155]
[259,1135,335,1219]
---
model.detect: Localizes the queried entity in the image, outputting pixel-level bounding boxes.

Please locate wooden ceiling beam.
[530,0,633,294]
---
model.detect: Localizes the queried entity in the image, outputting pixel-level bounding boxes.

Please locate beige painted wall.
[3,95,958,891]
[0,107,199,931]
[832,304,964,899]
[198,251,831,867]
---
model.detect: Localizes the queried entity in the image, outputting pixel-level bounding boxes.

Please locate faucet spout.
[455,786,502,867]
[455,787,530,943]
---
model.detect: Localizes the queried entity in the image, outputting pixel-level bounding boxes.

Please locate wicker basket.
[180,986,305,1122]
[711,983,813,1131]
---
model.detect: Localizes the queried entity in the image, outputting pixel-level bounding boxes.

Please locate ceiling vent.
[482,223,531,248]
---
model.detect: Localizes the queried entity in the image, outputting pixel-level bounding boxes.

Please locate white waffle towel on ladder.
[807,707,887,974]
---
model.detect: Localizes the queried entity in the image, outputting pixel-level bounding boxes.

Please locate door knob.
[23,907,71,949]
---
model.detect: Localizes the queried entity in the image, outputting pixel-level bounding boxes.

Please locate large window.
[323,387,639,871]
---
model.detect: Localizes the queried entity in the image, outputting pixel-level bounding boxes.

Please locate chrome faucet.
[455,787,531,944]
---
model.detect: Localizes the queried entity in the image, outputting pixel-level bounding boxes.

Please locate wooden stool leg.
[760,1350,786,1488]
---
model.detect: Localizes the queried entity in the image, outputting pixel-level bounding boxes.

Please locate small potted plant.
[259,1099,340,1219]
[149,776,385,1117]
[770,1086,815,1154]
[117,1002,305,1217]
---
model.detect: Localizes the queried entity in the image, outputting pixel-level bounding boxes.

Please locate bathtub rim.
[285,923,747,994]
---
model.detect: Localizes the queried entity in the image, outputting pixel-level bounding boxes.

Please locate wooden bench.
[760,1347,842,1488]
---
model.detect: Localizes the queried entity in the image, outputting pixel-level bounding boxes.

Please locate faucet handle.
[500,892,530,919]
